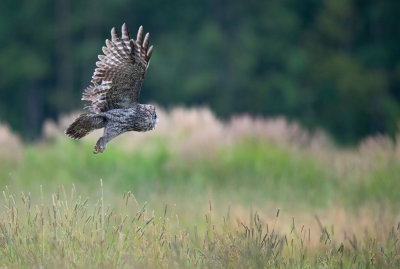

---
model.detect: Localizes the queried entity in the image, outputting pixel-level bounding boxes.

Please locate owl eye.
[154,112,157,119]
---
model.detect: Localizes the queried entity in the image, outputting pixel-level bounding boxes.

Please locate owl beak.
[153,117,159,129]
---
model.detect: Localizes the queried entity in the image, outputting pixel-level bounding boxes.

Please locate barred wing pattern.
[82,23,153,113]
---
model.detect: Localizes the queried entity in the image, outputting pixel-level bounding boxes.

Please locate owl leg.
[93,127,120,154]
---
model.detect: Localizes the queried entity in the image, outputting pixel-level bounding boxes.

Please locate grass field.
[0,107,400,268]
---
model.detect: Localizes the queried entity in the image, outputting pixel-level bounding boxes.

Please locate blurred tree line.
[0,0,399,144]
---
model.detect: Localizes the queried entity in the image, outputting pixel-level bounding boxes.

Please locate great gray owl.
[65,23,158,153]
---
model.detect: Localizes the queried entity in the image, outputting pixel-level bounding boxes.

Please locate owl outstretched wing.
[82,23,153,113]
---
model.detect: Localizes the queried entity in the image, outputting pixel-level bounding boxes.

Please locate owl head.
[139,104,158,131]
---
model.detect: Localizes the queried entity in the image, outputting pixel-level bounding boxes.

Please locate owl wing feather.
[82,23,153,113]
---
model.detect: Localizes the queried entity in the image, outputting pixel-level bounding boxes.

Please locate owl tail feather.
[65,113,106,140]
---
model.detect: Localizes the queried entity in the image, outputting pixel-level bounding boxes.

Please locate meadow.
[0,107,400,268]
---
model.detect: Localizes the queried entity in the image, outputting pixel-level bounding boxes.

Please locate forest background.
[1,0,399,144]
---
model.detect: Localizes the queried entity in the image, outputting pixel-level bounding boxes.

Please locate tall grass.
[1,183,399,268]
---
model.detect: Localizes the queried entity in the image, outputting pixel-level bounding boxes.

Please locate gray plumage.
[65,23,158,153]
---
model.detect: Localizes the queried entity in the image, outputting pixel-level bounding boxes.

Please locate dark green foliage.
[0,0,400,143]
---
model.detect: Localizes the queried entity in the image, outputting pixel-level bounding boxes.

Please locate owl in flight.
[65,23,158,153]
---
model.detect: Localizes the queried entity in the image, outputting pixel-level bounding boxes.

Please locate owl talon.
[94,139,107,154]
[94,145,99,154]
